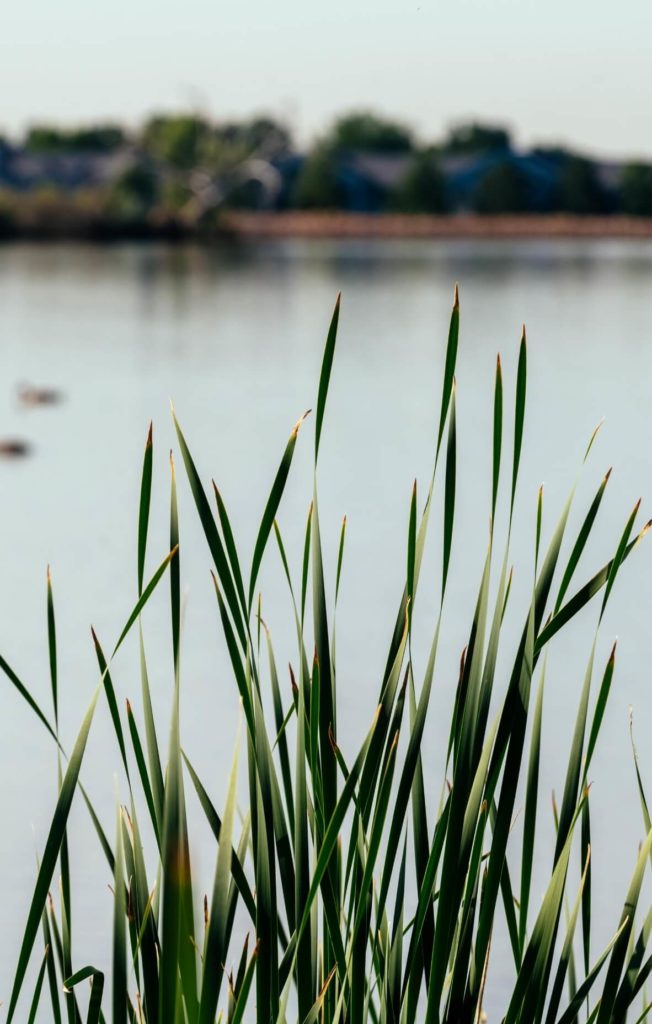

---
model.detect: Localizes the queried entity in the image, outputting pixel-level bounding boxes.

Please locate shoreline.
[3,212,652,244]
[222,211,652,240]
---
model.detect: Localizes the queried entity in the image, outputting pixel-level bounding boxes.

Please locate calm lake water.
[1,238,651,1018]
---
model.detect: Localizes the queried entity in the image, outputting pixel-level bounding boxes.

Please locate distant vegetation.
[1,110,652,236]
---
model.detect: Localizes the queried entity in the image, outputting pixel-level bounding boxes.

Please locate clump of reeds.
[3,288,652,1024]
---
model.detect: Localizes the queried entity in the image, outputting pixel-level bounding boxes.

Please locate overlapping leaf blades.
[3,289,651,1024]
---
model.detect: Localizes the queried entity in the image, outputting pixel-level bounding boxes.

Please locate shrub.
[472,161,530,213]
[4,291,652,1023]
[391,150,448,213]
[328,112,414,153]
[620,162,652,217]
[292,145,344,209]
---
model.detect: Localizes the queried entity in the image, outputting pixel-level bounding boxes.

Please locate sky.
[2,0,652,158]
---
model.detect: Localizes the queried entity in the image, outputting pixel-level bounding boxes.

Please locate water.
[1,238,651,1018]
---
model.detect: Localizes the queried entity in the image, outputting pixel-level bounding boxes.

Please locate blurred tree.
[218,117,292,156]
[25,125,125,152]
[620,162,652,216]
[329,112,414,152]
[472,161,529,213]
[106,163,159,219]
[443,122,511,154]
[292,145,343,208]
[557,156,608,214]
[140,115,211,169]
[160,179,193,213]
[392,150,447,212]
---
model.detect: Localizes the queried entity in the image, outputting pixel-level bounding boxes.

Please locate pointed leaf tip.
[453,282,460,308]
[636,518,652,546]
[292,408,312,437]
[146,421,153,447]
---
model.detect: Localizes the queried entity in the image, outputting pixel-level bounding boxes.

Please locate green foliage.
[139,115,291,174]
[25,124,125,153]
[3,291,652,1024]
[620,162,652,216]
[292,145,343,209]
[329,111,414,152]
[218,116,292,156]
[140,115,212,170]
[557,156,609,215]
[391,150,448,213]
[106,162,159,219]
[443,121,512,154]
[472,161,530,213]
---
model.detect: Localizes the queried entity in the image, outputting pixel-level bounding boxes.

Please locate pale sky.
[2,0,651,158]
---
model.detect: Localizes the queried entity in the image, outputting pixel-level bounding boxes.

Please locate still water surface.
[0,239,651,1017]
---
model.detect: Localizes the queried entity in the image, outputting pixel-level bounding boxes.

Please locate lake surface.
[1,238,651,1018]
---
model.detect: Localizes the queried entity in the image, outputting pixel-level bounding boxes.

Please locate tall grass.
[3,288,652,1023]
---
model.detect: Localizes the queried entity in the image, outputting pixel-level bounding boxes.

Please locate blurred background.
[2,1,652,1019]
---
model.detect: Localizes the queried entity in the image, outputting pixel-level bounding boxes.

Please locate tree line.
[2,112,652,226]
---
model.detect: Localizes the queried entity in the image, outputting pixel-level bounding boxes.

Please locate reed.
[3,289,652,1023]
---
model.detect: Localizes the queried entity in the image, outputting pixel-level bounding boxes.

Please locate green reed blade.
[7,687,100,1023]
[63,966,105,1024]
[505,796,585,1024]
[112,806,127,1024]
[169,451,181,672]
[407,481,417,607]
[520,659,546,954]
[173,410,246,648]
[600,498,641,621]
[198,719,240,1023]
[553,468,611,614]
[315,293,341,463]
[214,482,248,621]
[555,918,630,1024]
[137,423,153,596]
[27,945,49,1024]
[182,752,258,926]
[511,325,527,517]
[554,642,595,864]
[41,907,62,1024]
[442,380,456,597]
[595,827,652,1024]
[47,566,58,726]
[125,699,160,846]
[543,845,591,1024]
[492,353,503,523]
[436,284,460,456]
[92,629,130,783]
[112,546,179,659]
[249,411,309,612]
[230,942,258,1024]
